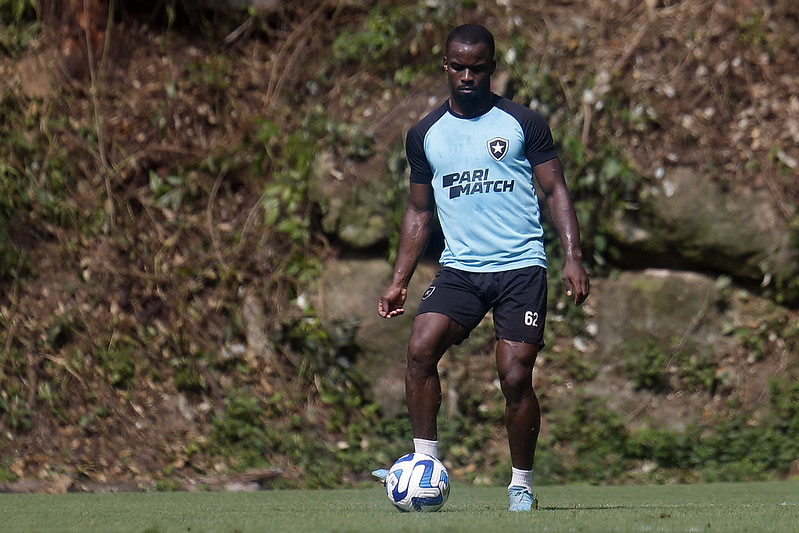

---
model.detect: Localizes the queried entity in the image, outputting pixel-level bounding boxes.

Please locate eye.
[448,63,486,74]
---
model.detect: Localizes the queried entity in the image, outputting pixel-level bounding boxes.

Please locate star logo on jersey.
[487,137,509,162]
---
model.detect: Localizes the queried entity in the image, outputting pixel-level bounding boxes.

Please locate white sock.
[509,467,534,491]
[413,438,439,458]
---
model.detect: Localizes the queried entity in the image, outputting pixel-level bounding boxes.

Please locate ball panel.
[385,452,450,512]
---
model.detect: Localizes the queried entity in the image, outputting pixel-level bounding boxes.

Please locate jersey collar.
[446,93,499,119]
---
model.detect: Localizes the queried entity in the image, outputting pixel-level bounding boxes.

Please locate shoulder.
[493,96,556,160]
[408,101,449,140]
[494,96,549,126]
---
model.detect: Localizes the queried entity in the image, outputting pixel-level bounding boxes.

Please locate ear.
[488,59,497,75]
[442,56,448,71]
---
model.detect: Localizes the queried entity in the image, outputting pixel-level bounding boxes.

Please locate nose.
[461,68,474,82]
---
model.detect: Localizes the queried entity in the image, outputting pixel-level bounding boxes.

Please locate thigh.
[492,266,548,346]
[409,312,470,360]
[415,268,491,338]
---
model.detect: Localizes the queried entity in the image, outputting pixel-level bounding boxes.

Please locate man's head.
[443,24,496,116]
[445,24,495,59]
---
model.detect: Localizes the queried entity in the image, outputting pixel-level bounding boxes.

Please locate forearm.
[391,206,434,288]
[546,188,584,261]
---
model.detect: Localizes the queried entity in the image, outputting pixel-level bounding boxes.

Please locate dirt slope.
[1,1,797,491]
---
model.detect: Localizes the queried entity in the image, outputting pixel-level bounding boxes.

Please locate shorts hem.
[496,334,545,349]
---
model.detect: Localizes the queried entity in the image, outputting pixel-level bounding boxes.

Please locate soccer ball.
[385,452,450,512]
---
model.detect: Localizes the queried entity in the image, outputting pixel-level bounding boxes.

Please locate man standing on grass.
[373,24,590,511]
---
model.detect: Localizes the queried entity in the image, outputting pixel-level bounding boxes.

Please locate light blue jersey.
[406,94,558,272]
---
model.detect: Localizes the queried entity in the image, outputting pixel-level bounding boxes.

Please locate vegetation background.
[0,0,797,492]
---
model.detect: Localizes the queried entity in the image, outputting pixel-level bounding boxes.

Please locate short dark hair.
[445,24,495,58]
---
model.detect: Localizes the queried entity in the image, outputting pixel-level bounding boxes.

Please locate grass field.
[1,480,797,532]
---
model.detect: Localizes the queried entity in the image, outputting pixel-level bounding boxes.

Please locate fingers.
[379,307,405,318]
[574,290,588,306]
[378,286,408,318]
[564,274,590,306]
[575,280,589,305]
[378,298,405,318]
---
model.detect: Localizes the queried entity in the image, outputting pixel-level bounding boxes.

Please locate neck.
[449,93,494,118]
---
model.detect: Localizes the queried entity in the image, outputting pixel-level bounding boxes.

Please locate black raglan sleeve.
[496,98,558,167]
[405,103,448,184]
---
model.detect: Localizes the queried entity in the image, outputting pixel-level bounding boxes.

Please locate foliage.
[0,382,33,432]
[538,370,799,485]
[172,15,796,493]
[508,44,647,272]
[0,0,33,20]
[204,315,412,487]
[385,141,412,265]
[253,117,321,287]
[559,141,642,270]
[332,6,402,68]
[0,0,38,55]
[0,89,81,278]
[622,339,671,391]
[547,394,633,481]
[209,388,274,468]
[1,0,797,493]
[331,1,444,75]
[773,219,799,304]
[94,342,137,388]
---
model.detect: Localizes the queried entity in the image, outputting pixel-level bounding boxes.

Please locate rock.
[608,166,797,294]
[241,289,275,365]
[198,468,283,491]
[592,269,725,364]
[156,394,195,433]
[0,479,50,493]
[311,258,439,418]
[308,151,393,249]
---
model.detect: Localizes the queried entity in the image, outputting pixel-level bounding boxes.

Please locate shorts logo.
[487,138,509,161]
[422,286,436,300]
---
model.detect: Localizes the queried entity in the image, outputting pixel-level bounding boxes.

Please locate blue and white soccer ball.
[385,452,450,512]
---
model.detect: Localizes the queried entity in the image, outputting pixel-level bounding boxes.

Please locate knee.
[406,336,439,376]
[499,364,533,402]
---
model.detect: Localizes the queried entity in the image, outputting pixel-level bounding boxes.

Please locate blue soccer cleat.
[508,485,538,511]
[371,468,389,485]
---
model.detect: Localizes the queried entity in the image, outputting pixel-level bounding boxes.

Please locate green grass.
[1,481,797,532]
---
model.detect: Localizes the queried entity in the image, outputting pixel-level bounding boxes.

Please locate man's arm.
[378,181,436,318]
[533,157,590,305]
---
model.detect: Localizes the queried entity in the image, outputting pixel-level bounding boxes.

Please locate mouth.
[457,85,476,93]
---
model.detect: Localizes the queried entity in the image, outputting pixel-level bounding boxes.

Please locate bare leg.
[496,339,540,470]
[405,312,466,439]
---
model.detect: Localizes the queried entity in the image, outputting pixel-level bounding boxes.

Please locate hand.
[378,285,408,318]
[562,258,590,306]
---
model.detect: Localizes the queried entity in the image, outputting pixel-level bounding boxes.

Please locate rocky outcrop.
[308,151,393,249]
[315,261,791,428]
[311,258,439,418]
[607,166,797,293]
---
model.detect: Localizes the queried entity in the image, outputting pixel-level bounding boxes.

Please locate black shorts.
[415,266,548,346]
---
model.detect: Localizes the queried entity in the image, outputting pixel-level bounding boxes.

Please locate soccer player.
[374,24,590,511]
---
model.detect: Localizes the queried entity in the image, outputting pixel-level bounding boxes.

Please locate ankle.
[509,467,534,491]
[413,438,439,458]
